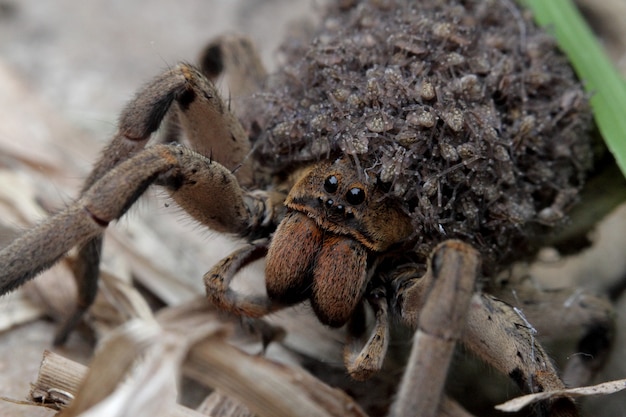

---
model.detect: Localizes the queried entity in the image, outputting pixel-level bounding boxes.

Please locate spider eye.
[346,187,365,205]
[324,175,339,193]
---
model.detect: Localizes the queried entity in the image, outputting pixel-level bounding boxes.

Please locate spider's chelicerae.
[0,0,617,416]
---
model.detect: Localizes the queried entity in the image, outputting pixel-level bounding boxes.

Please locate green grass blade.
[525,0,626,178]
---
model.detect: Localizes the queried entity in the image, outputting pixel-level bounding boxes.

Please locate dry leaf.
[184,337,367,417]
[495,378,626,412]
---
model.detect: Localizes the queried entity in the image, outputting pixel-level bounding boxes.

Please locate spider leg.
[162,34,267,148]
[204,239,285,318]
[343,287,390,381]
[390,240,478,417]
[393,241,581,416]
[0,60,263,341]
[3,63,258,343]
[82,63,251,191]
[493,281,615,387]
[199,34,268,100]
[1,142,260,282]
[62,64,216,343]
[461,293,580,415]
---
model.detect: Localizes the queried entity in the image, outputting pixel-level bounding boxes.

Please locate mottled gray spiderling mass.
[247,0,592,271]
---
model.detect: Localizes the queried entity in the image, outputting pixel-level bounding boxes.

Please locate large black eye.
[324,175,339,193]
[346,187,365,205]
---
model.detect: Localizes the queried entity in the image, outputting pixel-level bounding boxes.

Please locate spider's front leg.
[0,63,266,343]
[492,275,615,388]
[394,250,581,416]
[338,241,479,416]
[390,240,479,417]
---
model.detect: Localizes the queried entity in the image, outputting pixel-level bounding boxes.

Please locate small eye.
[346,187,365,205]
[324,175,339,193]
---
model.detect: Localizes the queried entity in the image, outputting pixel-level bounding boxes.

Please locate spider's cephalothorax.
[0,1,616,416]
[266,157,413,327]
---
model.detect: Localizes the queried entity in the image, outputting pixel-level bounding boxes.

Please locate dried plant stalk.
[31,350,85,408]
[197,391,254,417]
[496,379,626,412]
[183,338,367,417]
[158,300,366,417]
[30,350,206,417]
[23,301,367,417]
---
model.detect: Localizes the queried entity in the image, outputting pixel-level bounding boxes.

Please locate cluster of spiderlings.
[247,0,593,271]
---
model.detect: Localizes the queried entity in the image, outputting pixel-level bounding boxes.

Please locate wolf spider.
[0,5,617,417]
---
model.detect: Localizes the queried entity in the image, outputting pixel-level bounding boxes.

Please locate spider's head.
[264,157,412,327]
[285,157,413,252]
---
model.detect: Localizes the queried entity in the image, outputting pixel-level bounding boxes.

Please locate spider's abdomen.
[249,0,592,272]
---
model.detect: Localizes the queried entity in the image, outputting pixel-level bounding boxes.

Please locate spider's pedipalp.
[343,289,390,381]
[203,240,281,319]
